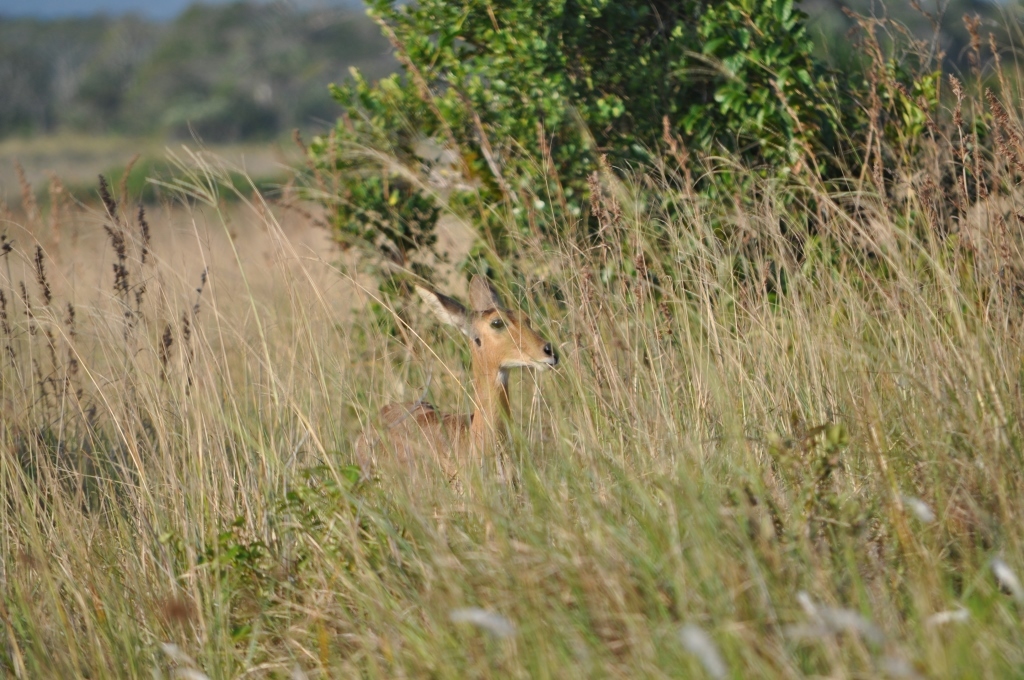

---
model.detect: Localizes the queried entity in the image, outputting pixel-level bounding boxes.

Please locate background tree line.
[0,1,396,142]
[0,0,1005,146]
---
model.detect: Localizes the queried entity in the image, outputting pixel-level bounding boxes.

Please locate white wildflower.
[991,558,1024,601]
[880,654,925,679]
[925,606,969,627]
[900,495,936,523]
[159,643,210,680]
[679,624,728,679]
[791,591,884,644]
[174,672,212,680]
[450,607,516,638]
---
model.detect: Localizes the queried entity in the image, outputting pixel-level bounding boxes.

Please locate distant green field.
[0,133,300,206]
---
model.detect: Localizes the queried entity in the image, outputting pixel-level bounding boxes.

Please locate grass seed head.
[14,161,38,224]
[19,281,35,335]
[0,290,10,337]
[34,246,51,306]
[98,174,119,223]
[137,204,150,265]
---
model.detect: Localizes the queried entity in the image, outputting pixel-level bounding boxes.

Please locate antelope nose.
[543,342,558,365]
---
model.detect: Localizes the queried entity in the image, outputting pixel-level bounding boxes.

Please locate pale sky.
[0,0,360,20]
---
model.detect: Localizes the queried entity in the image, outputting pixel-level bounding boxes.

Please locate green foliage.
[766,420,856,541]
[322,73,441,259]
[280,464,416,577]
[681,0,840,168]
[311,71,449,268]
[313,0,851,259]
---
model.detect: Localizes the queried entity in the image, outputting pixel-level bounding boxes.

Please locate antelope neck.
[470,357,510,448]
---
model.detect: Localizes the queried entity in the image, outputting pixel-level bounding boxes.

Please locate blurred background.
[0,0,1009,204]
[0,0,395,141]
[0,0,396,203]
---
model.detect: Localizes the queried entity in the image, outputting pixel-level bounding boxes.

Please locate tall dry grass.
[4,39,1024,680]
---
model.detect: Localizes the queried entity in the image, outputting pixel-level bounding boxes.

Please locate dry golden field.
[1,129,1024,679]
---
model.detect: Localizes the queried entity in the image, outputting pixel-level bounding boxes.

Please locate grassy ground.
[0,133,301,206]
[0,144,1022,680]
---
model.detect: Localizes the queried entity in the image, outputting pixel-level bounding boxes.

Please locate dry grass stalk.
[14,161,39,226]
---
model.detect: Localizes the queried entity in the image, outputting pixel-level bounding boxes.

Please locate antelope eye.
[490,317,505,330]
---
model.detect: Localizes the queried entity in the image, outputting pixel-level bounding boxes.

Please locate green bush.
[311,0,850,259]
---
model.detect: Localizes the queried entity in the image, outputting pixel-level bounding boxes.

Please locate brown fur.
[356,275,558,482]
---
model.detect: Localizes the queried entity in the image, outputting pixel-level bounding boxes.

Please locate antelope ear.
[469,275,504,313]
[416,285,470,335]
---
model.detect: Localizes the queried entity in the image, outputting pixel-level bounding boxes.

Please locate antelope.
[356,275,559,481]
